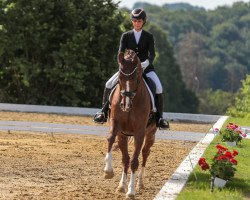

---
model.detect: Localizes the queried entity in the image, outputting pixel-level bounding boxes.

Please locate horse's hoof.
[116,186,126,193]
[104,170,114,179]
[126,193,135,200]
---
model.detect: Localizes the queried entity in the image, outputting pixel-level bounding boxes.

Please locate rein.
[118,62,141,99]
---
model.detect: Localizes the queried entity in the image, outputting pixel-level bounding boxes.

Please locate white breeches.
[105,71,163,94]
[145,71,163,94]
[105,71,119,89]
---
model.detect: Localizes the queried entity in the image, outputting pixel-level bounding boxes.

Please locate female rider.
[93,8,169,129]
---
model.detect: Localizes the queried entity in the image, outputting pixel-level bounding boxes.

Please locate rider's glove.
[141,59,149,71]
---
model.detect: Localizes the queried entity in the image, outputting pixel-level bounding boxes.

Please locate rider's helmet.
[130,8,147,23]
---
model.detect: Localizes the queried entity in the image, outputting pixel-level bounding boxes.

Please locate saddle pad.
[108,81,156,112]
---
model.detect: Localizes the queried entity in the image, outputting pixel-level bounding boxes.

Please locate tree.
[227,75,250,118]
[198,89,235,115]
[176,31,207,93]
[145,23,198,113]
[0,0,123,107]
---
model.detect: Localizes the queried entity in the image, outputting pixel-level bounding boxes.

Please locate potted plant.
[198,144,239,189]
[220,122,247,146]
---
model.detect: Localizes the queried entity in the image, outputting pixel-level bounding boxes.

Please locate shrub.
[227,75,250,118]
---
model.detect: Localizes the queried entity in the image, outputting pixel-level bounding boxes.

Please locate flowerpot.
[226,141,237,146]
[214,177,227,188]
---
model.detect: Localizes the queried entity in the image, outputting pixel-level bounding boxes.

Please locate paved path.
[0,120,206,142]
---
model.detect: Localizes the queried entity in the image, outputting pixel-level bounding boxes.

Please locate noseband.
[119,62,141,112]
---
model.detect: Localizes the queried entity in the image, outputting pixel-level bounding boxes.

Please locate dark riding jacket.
[118,29,155,73]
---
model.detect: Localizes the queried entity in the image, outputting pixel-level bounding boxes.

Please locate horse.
[103,50,157,199]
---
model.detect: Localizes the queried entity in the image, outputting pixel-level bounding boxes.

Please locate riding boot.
[93,87,112,124]
[155,93,170,129]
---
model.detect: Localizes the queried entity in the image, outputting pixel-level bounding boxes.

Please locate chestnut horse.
[104,50,157,199]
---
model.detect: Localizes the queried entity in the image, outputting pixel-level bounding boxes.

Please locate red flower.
[216,144,228,152]
[216,155,228,161]
[198,158,210,170]
[230,158,238,165]
[198,157,206,165]
[200,163,209,170]
[232,150,238,156]
[224,151,233,159]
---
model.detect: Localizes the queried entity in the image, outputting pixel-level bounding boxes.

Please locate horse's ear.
[118,52,124,63]
[132,52,138,65]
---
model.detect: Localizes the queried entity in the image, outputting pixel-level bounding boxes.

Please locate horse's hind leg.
[104,122,119,179]
[137,129,156,190]
[126,133,144,199]
[116,135,130,193]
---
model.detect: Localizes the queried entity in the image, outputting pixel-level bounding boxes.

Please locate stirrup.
[93,112,107,124]
[157,118,170,130]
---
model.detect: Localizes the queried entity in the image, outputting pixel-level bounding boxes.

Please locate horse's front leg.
[126,132,145,199]
[104,121,119,179]
[116,135,130,193]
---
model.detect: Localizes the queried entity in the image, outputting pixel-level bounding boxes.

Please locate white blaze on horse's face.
[125,81,131,112]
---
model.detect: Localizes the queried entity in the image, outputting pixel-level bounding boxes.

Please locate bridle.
[118,61,141,112]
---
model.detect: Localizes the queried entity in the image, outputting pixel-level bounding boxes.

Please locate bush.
[0,0,123,107]
[227,75,250,118]
[198,89,235,115]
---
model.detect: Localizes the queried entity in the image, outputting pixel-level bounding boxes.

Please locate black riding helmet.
[130,8,147,23]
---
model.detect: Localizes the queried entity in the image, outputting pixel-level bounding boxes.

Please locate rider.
[93,8,169,129]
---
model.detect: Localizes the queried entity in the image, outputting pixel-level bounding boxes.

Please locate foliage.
[198,89,235,115]
[227,75,250,118]
[219,122,247,143]
[227,117,250,126]
[198,144,238,180]
[138,2,250,95]
[0,0,124,107]
[0,1,199,113]
[145,23,199,113]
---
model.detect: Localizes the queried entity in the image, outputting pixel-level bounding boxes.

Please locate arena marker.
[188,155,197,180]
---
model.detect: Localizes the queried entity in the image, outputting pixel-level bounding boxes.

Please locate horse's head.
[118,50,142,112]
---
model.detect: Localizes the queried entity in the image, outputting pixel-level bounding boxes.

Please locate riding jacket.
[118,29,155,74]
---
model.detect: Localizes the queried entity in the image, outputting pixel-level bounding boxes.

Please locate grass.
[225,117,250,127]
[177,117,250,200]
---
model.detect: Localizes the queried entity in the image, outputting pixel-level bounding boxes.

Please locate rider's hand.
[141,59,149,71]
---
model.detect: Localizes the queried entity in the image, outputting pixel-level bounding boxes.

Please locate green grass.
[225,117,250,127]
[177,117,250,200]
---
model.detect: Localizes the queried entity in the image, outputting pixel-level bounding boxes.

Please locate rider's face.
[132,19,143,31]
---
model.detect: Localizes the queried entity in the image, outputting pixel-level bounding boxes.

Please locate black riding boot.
[93,87,112,124]
[155,94,170,129]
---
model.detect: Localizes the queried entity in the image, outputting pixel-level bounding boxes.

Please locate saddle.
[109,75,156,112]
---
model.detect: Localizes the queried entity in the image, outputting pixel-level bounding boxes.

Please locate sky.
[114,0,250,10]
